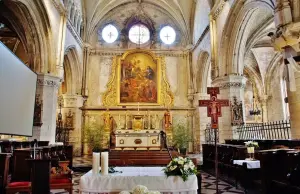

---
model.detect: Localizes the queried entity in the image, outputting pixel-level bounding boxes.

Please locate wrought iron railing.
[205,124,219,143]
[235,120,291,140]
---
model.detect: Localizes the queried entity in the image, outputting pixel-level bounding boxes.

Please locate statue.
[103,108,111,131]
[164,109,172,130]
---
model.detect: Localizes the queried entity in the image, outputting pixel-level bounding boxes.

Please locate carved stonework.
[219,82,246,89]
[230,96,244,126]
[37,79,60,88]
[33,94,43,126]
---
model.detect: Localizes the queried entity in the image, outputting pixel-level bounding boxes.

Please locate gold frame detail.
[103,50,174,107]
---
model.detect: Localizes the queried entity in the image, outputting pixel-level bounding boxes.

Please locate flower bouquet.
[119,185,160,194]
[244,141,259,160]
[163,156,198,181]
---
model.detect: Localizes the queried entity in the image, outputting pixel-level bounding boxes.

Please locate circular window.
[160,26,176,45]
[102,24,118,43]
[128,24,150,44]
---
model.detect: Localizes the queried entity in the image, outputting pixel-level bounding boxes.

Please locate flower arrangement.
[244,141,259,148]
[119,185,160,194]
[163,156,198,181]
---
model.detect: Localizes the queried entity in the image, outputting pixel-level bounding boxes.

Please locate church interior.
[0,0,300,193]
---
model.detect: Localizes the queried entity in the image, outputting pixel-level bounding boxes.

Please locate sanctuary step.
[109,150,179,166]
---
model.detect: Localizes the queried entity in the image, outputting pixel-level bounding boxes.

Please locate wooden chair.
[6,182,31,194]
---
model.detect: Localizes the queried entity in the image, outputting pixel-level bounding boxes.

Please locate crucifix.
[199,87,229,194]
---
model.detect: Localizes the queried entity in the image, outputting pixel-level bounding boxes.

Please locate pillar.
[273,0,300,138]
[212,75,247,142]
[30,74,61,143]
[62,94,84,156]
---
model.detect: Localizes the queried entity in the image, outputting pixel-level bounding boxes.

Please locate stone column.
[62,94,84,156]
[30,74,61,143]
[212,75,247,142]
[273,0,300,138]
[194,92,211,154]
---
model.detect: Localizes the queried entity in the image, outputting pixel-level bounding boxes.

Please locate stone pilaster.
[212,75,247,142]
[61,94,84,156]
[30,74,61,143]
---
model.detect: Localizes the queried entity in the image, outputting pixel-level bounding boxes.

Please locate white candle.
[92,152,100,174]
[101,152,109,175]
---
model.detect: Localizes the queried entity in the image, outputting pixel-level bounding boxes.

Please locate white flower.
[173,158,178,162]
[178,156,184,160]
[170,165,177,171]
[184,158,187,162]
[167,161,172,167]
[189,163,195,170]
[133,185,149,194]
[120,191,131,194]
[178,160,184,165]
[184,164,189,170]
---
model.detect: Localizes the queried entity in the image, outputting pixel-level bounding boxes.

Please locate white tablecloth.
[79,167,198,194]
[233,160,260,169]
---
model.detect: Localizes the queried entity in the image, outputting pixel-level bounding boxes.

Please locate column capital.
[212,74,247,89]
[61,94,84,108]
[37,74,62,88]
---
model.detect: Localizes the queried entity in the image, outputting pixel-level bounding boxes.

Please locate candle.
[92,152,100,174]
[101,152,109,175]
[138,102,140,112]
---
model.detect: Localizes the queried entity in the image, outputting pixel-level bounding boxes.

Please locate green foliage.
[172,123,192,149]
[84,122,105,152]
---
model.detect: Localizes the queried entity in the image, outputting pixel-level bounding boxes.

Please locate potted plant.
[244,141,259,160]
[84,122,105,173]
[172,123,193,155]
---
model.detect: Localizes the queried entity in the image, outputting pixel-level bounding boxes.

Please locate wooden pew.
[0,153,11,193]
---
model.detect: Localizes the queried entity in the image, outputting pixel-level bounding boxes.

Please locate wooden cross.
[199,87,229,129]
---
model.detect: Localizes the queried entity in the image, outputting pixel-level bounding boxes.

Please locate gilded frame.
[103,50,173,107]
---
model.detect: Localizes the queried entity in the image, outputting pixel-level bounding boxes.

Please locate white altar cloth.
[79,167,198,194]
[233,160,260,169]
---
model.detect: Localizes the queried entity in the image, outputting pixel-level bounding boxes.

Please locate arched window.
[102,24,119,43]
[282,77,290,120]
[160,26,176,45]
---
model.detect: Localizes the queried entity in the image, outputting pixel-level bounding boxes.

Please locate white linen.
[79,167,198,194]
[233,160,260,169]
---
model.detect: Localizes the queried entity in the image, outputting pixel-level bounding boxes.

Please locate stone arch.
[1,0,52,74]
[63,46,82,95]
[196,51,210,94]
[218,0,274,76]
[265,53,284,96]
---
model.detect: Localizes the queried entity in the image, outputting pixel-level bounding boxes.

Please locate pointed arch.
[218,0,274,76]
[63,46,82,94]
[196,51,210,94]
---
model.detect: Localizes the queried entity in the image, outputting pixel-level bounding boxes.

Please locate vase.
[179,148,187,155]
[92,152,100,174]
[247,147,255,160]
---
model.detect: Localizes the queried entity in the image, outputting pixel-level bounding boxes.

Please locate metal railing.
[235,120,291,140]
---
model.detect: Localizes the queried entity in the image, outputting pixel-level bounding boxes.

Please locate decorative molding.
[37,75,61,88]
[51,0,67,16]
[219,82,246,89]
[210,0,226,20]
[89,49,187,58]
[67,20,83,47]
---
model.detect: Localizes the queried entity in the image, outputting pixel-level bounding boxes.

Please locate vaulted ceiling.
[83,0,196,44]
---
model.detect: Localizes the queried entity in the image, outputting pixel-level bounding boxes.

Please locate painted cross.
[199,87,229,129]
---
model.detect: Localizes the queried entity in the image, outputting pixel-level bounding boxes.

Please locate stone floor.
[50,155,244,194]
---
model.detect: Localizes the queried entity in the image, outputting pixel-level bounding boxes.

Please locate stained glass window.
[102,24,118,43]
[160,26,176,45]
[128,24,150,44]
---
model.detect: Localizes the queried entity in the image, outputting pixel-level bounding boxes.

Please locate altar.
[114,130,161,150]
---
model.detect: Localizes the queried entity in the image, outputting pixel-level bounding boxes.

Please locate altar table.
[79,167,198,194]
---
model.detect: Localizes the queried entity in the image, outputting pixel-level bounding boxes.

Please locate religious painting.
[103,50,174,107]
[244,81,255,122]
[230,96,244,126]
[119,52,158,103]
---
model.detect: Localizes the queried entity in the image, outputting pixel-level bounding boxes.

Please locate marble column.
[30,74,61,143]
[61,94,84,156]
[212,75,247,142]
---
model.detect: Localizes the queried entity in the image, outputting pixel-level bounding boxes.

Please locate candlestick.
[101,152,108,175]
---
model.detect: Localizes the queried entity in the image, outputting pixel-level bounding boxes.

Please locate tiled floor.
[52,155,244,194]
